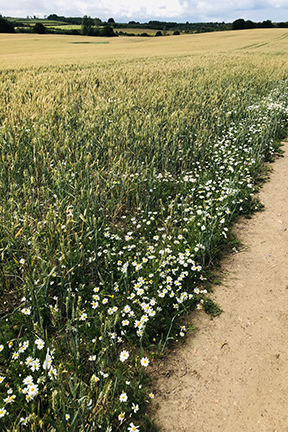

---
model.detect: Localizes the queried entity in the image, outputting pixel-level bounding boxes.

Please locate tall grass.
[0,34,288,431]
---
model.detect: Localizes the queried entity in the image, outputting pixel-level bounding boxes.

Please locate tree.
[245,20,256,29]
[81,15,93,35]
[33,23,46,34]
[95,17,102,26]
[155,30,162,36]
[173,30,180,35]
[261,20,274,28]
[108,18,115,24]
[101,25,115,37]
[0,17,15,33]
[232,19,246,30]
[278,22,288,28]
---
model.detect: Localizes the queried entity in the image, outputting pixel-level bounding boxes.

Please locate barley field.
[1,30,288,431]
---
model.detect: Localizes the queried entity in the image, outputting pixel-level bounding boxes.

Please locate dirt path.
[153,142,288,432]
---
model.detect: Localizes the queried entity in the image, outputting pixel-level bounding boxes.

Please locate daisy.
[0,408,7,417]
[12,351,19,360]
[132,403,139,413]
[118,412,125,423]
[23,375,33,386]
[27,384,39,398]
[35,339,45,350]
[29,359,40,372]
[119,350,129,362]
[128,423,139,432]
[140,357,149,367]
[119,392,128,403]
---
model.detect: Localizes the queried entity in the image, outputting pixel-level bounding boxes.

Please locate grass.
[0,30,288,431]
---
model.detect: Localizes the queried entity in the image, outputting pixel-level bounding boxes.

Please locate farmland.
[1,29,288,431]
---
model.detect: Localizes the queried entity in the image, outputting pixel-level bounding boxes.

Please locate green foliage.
[33,23,46,34]
[0,17,15,33]
[81,15,93,35]
[203,298,223,317]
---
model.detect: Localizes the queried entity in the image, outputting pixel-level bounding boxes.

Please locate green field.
[1,30,288,431]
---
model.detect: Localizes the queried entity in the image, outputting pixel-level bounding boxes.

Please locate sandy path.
[154,142,288,432]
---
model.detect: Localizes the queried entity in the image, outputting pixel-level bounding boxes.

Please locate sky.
[1,0,288,23]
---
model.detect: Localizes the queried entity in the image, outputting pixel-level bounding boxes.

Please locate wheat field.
[0,29,288,431]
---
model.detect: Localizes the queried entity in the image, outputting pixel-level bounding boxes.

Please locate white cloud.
[0,0,287,21]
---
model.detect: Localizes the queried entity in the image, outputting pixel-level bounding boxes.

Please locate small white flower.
[119,350,129,362]
[23,375,33,386]
[31,359,40,371]
[27,384,39,398]
[35,339,45,350]
[128,423,139,432]
[4,394,16,403]
[21,307,31,315]
[12,351,19,360]
[0,408,7,417]
[25,356,34,366]
[132,403,139,413]
[48,367,57,380]
[140,357,150,367]
[119,392,128,403]
[118,412,125,423]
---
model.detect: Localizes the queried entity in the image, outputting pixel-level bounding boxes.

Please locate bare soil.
[153,141,288,432]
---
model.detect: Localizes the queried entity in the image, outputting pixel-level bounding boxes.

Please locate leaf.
[15,226,24,238]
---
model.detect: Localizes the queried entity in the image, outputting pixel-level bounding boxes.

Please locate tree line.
[1,14,288,35]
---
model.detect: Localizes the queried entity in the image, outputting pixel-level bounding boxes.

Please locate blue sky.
[1,0,288,23]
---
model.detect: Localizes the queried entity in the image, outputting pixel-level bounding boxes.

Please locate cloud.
[1,0,287,21]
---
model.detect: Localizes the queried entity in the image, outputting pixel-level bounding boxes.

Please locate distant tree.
[0,17,15,33]
[95,17,102,26]
[173,30,180,35]
[245,20,256,29]
[155,30,162,36]
[140,32,149,37]
[108,18,115,24]
[261,20,274,28]
[81,15,93,35]
[278,22,288,28]
[47,14,58,20]
[232,19,246,30]
[33,23,46,34]
[101,25,115,36]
